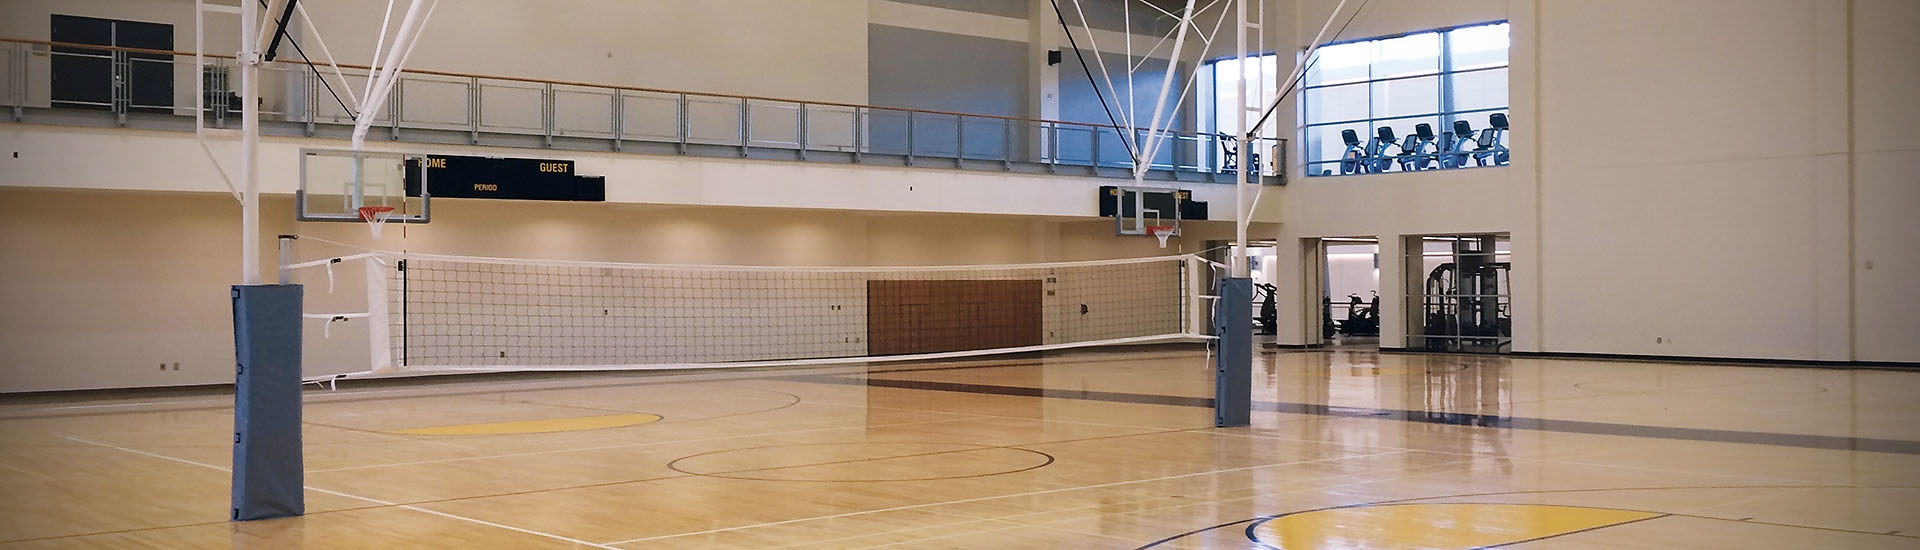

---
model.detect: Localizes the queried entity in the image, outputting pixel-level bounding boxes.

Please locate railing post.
[10,44,22,122]
[541,82,554,148]
[301,69,316,136]
[797,103,809,161]
[1002,119,1013,170]
[852,106,863,163]
[213,64,228,129]
[390,78,404,140]
[676,93,689,155]
[1209,133,1219,176]
[1047,123,1059,173]
[1278,139,1289,184]
[955,115,965,168]
[467,77,481,144]
[906,110,916,167]
[1091,126,1101,171]
[739,97,750,158]
[111,50,129,126]
[610,89,624,152]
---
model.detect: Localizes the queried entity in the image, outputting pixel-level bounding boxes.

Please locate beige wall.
[1263,0,1918,364]
[1,189,255,393]
[1849,0,1920,363]
[0,186,1196,393]
[0,124,1244,217]
[0,0,869,108]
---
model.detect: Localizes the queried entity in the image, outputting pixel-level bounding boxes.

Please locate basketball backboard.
[296,148,430,223]
[1100,185,1190,238]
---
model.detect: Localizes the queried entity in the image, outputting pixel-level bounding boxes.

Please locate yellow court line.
[386,413,663,436]
[1251,503,1662,549]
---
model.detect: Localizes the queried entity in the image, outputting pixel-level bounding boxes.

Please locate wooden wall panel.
[868,280,1043,355]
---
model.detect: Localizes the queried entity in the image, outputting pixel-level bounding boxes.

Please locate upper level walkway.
[0,38,1284,186]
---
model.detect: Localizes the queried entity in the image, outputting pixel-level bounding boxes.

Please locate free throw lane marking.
[386,413,662,435]
[1249,504,1662,549]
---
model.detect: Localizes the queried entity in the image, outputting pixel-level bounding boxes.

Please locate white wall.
[1325,244,1378,304]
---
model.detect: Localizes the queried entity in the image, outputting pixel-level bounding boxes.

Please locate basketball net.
[358,206,395,239]
[1148,225,1175,248]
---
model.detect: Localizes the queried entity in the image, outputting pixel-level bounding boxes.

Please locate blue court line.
[786,375,1920,456]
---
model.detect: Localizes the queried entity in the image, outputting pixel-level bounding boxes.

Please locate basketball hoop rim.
[357,205,396,222]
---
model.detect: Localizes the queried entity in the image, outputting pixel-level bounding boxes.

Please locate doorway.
[1405,234,1512,353]
[1309,238,1380,348]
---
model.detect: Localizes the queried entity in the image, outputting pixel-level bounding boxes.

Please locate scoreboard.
[405,154,606,201]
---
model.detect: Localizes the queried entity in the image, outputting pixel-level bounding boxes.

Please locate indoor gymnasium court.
[0,0,1915,548]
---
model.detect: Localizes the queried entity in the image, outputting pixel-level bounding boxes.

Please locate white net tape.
[284,250,1209,376]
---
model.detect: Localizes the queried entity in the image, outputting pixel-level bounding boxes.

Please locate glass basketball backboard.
[297,149,430,223]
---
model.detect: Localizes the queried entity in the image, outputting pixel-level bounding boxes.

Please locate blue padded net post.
[1215,277,1252,427]
[231,284,304,521]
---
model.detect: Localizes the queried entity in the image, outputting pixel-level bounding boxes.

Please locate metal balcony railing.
[0,37,1284,184]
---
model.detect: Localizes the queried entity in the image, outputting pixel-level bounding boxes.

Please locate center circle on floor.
[667,442,1055,482]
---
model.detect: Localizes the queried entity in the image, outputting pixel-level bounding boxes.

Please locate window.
[1299,22,1510,177]
[1197,53,1281,176]
[1204,54,1280,140]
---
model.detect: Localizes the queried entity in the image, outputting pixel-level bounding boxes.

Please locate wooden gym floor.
[1,347,1916,548]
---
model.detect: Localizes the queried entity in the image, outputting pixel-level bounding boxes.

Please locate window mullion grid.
[1295,22,1512,169]
[1439,30,1456,134]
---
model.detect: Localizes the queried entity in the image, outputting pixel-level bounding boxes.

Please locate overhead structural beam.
[262,0,299,62]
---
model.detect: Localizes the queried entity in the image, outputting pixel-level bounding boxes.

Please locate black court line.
[789,375,1920,456]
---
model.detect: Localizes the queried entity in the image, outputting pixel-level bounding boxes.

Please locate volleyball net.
[284,243,1213,379]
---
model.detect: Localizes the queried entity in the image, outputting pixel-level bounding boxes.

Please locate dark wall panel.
[889,0,1029,19]
[868,24,1029,159]
[1057,52,1192,167]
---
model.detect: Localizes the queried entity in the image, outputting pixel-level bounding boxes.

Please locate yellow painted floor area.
[0,349,1916,548]
[1251,504,1661,548]
[386,413,663,435]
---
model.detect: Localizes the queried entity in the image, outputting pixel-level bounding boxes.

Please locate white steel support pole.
[1232,0,1249,278]
[240,0,261,284]
[1134,0,1198,181]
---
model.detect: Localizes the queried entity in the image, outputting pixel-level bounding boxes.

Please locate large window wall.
[1300,22,1510,177]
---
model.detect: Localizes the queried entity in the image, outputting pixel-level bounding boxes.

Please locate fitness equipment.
[1218,133,1262,183]
[1321,297,1338,340]
[1338,129,1370,175]
[1326,114,1512,176]
[1440,120,1477,169]
[1396,123,1439,171]
[1469,113,1511,167]
[1367,127,1400,173]
[1419,237,1511,352]
[1336,291,1380,337]
[1255,283,1278,336]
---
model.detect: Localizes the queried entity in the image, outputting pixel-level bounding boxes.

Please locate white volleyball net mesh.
[285,247,1208,378]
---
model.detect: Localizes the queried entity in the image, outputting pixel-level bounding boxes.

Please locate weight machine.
[1417,237,1511,352]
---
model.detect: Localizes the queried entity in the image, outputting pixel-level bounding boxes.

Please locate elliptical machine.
[1396,123,1439,171]
[1336,290,1380,337]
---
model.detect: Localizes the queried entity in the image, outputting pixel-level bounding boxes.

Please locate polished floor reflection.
[1,349,1915,548]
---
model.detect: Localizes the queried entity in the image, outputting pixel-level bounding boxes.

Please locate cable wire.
[1244,0,1374,140]
[1050,0,1140,167]
[258,0,358,119]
